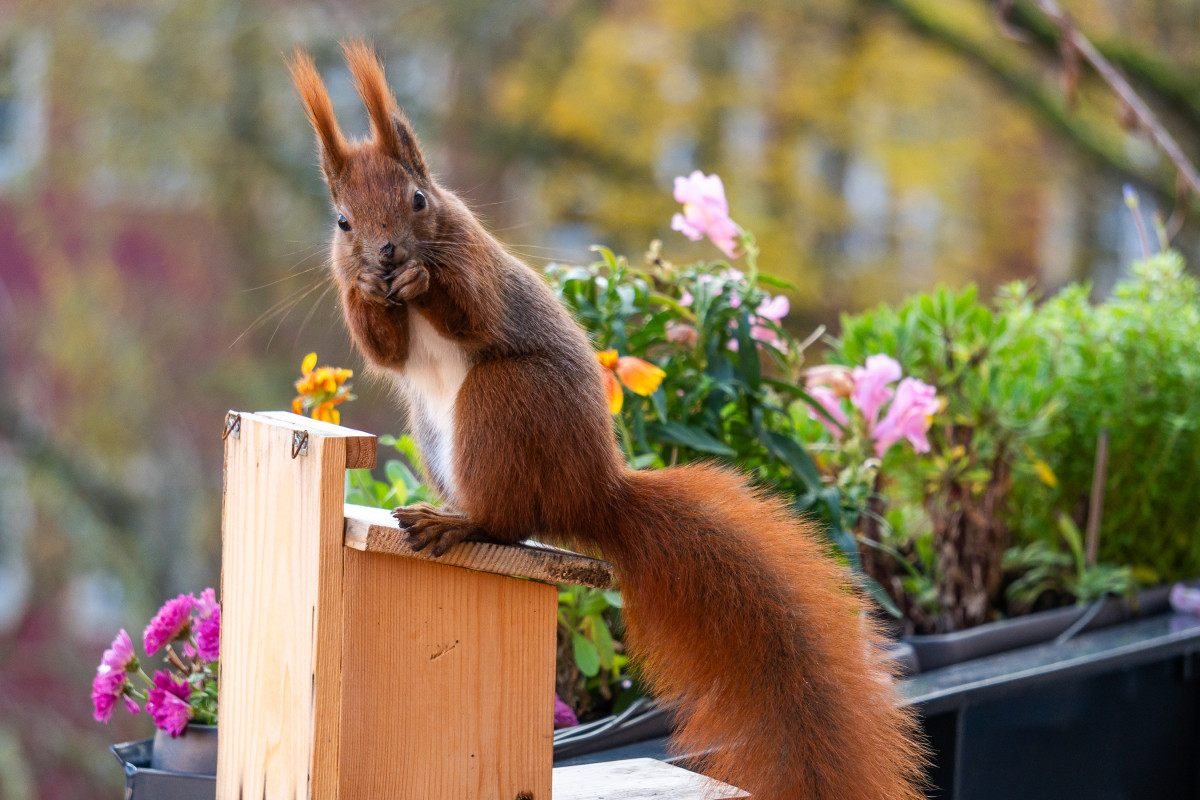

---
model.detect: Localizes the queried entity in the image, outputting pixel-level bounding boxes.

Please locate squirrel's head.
[290,42,451,282]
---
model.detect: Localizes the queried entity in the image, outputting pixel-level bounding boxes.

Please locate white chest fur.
[392,311,470,502]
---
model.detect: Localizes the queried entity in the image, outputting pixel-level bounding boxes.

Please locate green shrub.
[1012,252,1200,583]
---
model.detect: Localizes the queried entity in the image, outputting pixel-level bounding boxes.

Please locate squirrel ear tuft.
[289,47,349,181]
[342,40,429,181]
[390,112,430,181]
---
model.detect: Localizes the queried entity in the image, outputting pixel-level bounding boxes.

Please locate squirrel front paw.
[385,260,430,303]
[355,261,430,306]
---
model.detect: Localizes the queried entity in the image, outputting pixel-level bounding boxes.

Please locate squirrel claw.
[386,261,430,303]
[393,504,484,557]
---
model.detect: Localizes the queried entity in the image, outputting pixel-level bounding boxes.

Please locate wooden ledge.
[344,504,615,590]
[553,758,748,799]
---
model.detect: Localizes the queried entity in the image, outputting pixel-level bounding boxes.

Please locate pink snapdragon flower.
[671,171,741,259]
[870,378,939,457]
[803,355,939,458]
[146,671,193,737]
[750,295,789,348]
[806,386,848,438]
[851,355,902,425]
[143,594,194,655]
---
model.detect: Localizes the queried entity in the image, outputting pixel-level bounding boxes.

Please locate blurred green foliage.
[1011,251,1200,582]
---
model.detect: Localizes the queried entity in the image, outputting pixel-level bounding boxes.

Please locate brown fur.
[291,43,926,800]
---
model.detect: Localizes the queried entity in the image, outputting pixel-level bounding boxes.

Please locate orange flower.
[292,351,354,424]
[596,349,665,414]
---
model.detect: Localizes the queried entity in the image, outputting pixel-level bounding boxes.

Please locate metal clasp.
[221,412,241,440]
[291,430,309,458]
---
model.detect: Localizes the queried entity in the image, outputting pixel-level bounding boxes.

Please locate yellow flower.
[596,349,666,414]
[1032,459,1058,488]
[292,352,353,423]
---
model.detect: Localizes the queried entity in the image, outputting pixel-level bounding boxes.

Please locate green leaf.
[762,431,822,492]
[572,633,600,677]
[735,308,761,388]
[858,573,902,618]
[755,274,796,290]
[647,422,737,456]
[601,590,624,608]
[589,614,616,667]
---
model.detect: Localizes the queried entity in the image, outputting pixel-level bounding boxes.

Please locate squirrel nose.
[379,242,396,260]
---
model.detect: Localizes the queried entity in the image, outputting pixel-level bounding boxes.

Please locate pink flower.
[143,594,194,655]
[146,670,193,737]
[193,587,218,618]
[92,629,141,722]
[91,668,128,722]
[805,386,848,439]
[679,289,694,307]
[194,606,220,662]
[184,588,220,661]
[870,377,939,457]
[100,629,137,673]
[553,695,579,729]
[756,295,789,322]
[670,171,741,259]
[665,321,698,347]
[850,355,902,425]
[1170,583,1200,615]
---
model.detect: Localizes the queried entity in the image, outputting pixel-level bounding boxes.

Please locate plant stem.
[614,413,636,464]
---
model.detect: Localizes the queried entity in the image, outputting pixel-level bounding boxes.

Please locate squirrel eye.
[412,190,427,212]
[337,214,351,232]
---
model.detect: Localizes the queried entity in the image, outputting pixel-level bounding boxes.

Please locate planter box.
[557,609,1200,799]
[904,582,1182,672]
[110,740,215,800]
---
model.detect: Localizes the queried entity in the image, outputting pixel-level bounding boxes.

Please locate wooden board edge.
[342,504,614,589]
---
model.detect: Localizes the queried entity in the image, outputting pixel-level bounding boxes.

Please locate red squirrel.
[290,42,925,800]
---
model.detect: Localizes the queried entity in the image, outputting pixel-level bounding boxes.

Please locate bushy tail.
[605,463,926,800]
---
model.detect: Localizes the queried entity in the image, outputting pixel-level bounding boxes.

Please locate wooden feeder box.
[216,411,744,799]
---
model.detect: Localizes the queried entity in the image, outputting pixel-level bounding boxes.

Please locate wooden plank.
[218,413,361,799]
[255,410,378,468]
[552,759,749,799]
[338,548,557,799]
[344,504,615,590]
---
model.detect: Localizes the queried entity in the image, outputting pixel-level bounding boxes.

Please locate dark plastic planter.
[111,727,217,800]
[904,582,1181,672]
[556,610,1200,799]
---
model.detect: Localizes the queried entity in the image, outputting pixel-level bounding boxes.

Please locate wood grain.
[339,549,557,799]
[552,759,749,799]
[344,504,615,590]
[256,410,378,468]
[218,412,372,799]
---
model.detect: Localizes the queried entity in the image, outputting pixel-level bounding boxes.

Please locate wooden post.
[217,410,616,800]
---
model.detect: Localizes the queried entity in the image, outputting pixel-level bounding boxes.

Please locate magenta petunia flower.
[671,171,741,259]
[144,594,194,655]
[870,377,939,457]
[850,355,902,425]
[553,695,579,729]
[145,670,193,737]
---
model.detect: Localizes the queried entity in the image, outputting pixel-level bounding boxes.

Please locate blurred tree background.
[0,0,1196,794]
